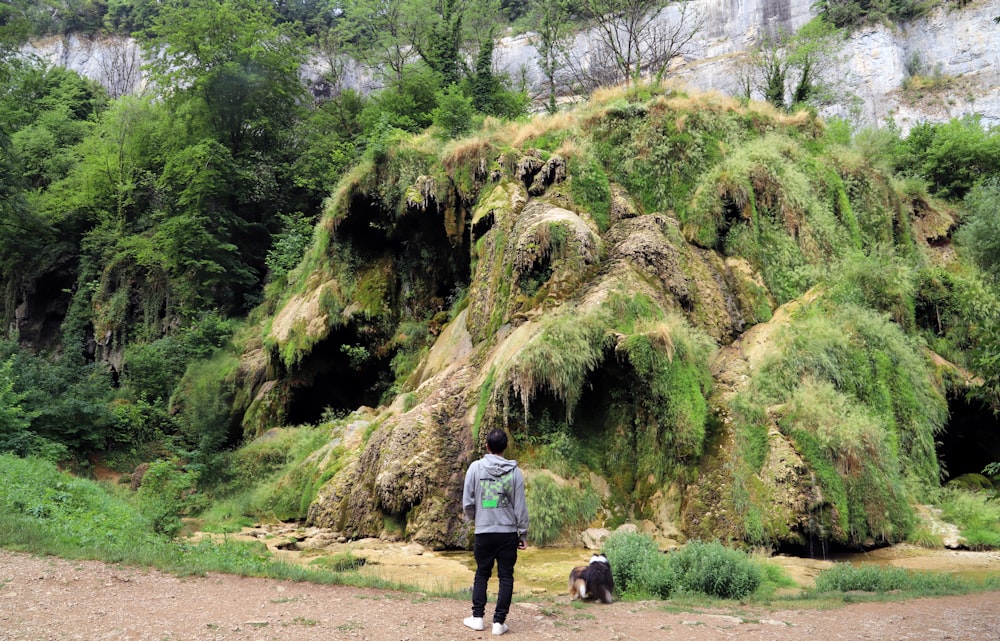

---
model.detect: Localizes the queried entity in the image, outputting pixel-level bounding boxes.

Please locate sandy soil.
[3,549,1000,641]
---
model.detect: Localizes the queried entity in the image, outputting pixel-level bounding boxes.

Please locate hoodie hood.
[483,453,518,477]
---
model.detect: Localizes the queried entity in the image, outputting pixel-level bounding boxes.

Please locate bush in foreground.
[604,532,762,600]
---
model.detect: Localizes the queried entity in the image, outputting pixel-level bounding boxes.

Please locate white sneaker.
[492,622,508,635]
[463,616,484,631]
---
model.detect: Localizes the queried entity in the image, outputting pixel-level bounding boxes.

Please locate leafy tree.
[737,18,840,110]
[0,356,35,456]
[433,83,475,139]
[359,64,443,135]
[338,0,423,85]
[1,342,117,453]
[290,89,365,196]
[122,311,236,404]
[530,0,574,114]
[265,212,316,284]
[814,0,926,29]
[271,0,339,34]
[469,36,529,119]
[104,0,161,33]
[0,0,32,68]
[142,0,309,155]
[421,0,465,85]
[895,116,1000,200]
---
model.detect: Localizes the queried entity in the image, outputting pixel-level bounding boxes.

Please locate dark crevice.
[937,393,1000,482]
[285,324,393,425]
[283,191,469,425]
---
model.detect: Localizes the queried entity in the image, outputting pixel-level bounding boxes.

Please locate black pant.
[471,532,519,623]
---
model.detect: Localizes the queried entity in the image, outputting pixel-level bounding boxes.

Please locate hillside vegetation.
[2,0,1000,555]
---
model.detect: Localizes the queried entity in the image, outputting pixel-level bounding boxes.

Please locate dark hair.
[486,428,508,454]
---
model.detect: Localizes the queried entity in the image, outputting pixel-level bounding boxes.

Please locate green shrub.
[136,459,204,537]
[432,85,475,140]
[667,540,762,600]
[603,530,672,598]
[525,474,601,546]
[957,179,1000,283]
[894,116,1000,200]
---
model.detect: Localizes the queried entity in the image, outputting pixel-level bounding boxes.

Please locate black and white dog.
[568,553,614,603]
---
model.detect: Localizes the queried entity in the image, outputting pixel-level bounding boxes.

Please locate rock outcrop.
[250,88,972,549]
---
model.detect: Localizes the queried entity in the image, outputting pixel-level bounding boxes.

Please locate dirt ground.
[3,549,1000,641]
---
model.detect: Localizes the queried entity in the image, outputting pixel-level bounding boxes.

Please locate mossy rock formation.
[238,87,979,550]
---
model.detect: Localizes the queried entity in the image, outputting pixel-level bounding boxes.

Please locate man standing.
[462,428,529,636]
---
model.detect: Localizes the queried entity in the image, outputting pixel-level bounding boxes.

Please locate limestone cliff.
[26,2,1000,131]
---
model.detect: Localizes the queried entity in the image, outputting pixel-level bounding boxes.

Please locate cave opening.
[937,392,1000,483]
[282,189,470,426]
[284,324,393,425]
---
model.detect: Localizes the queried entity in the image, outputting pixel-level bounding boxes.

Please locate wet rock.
[580,528,611,550]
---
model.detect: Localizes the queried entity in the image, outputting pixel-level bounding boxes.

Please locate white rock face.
[22,0,1000,132]
[23,34,146,98]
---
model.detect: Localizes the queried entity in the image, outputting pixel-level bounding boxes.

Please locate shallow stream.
[198,524,1000,597]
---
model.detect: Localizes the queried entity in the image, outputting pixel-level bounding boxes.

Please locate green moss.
[567,149,611,231]
[473,367,496,444]
[500,303,610,417]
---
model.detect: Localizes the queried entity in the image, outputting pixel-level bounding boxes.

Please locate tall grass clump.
[814,563,969,595]
[827,248,918,329]
[525,474,601,546]
[0,454,162,558]
[497,304,611,420]
[757,302,946,485]
[588,95,740,220]
[201,426,338,530]
[746,301,946,545]
[612,312,715,469]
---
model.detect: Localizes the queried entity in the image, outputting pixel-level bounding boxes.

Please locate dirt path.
[3,550,1000,641]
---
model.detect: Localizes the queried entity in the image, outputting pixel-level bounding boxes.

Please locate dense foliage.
[1,0,999,556]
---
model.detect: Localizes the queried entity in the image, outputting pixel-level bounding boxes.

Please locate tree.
[96,35,142,99]
[530,0,574,113]
[421,0,465,85]
[338,0,422,85]
[468,34,527,119]
[142,0,309,154]
[572,0,702,91]
[736,18,841,110]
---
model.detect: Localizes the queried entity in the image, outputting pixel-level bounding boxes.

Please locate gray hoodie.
[463,453,529,542]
